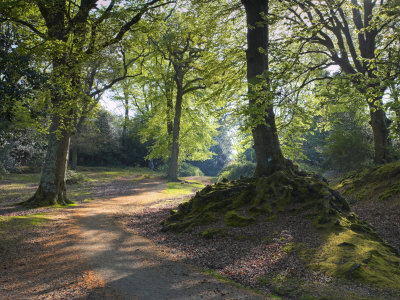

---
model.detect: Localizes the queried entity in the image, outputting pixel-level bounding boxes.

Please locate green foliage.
[178,162,204,177]
[65,170,90,185]
[158,162,204,177]
[217,161,256,182]
[325,125,373,171]
[72,110,149,168]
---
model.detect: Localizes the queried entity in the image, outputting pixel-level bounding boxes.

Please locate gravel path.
[1,177,266,299]
[74,178,264,299]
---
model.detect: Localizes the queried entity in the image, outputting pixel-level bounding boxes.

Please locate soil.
[0,176,263,299]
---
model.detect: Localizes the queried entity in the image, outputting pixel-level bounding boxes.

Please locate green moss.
[53,201,77,208]
[201,228,225,239]
[203,269,271,297]
[378,182,400,201]
[224,210,255,227]
[337,162,400,203]
[307,220,400,289]
[195,211,217,225]
[283,242,295,253]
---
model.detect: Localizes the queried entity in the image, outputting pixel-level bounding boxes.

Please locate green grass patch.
[132,173,155,182]
[53,202,77,209]
[0,173,41,183]
[0,213,50,231]
[164,180,204,196]
[79,166,162,182]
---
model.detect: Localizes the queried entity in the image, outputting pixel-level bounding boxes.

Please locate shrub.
[158,162,204,177]
[217,161,256,181]
[178,162,204,177]
[66,170,89,184]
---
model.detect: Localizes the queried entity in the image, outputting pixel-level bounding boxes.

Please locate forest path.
[73,177,264,299]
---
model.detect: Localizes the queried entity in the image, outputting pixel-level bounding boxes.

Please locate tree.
[272,0,400,163]
[241,0,285,176]
[137,7,239,181]
[1,0,172,206]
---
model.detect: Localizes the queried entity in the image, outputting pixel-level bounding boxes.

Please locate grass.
[0,213,50,228]
[164,179,205,196]
[0,166,163,205]
[79,166,162,182]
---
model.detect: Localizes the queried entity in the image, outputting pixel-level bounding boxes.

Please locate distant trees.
[136,7,241,181]
[70,109,148,168]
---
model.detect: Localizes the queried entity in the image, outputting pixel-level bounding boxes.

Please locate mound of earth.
[161,166,400,291]
[337,161,400,203]
[336,161,400,254]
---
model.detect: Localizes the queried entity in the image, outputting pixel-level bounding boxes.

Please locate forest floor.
[0,169,263,299]
[1,168,399,299]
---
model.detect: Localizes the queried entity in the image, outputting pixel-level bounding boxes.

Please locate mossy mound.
[337,161,400,202]
[162,168,350,232]
[303,213,400,289]
[161,166,400,290]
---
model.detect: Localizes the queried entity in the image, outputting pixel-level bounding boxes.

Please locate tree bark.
[122,86,129,147]
[242,0,284,177]
[168,86,183,182]
[166,86,174,138]
[25,114,73,206]
[369,101,392,164]
[70,141,78,170]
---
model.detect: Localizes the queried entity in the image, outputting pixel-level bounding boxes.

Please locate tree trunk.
[168,87,183,182]
[369,101,392,164]
[70,142,78,170]
[122,87,129,147]
[166,87,174,138]
[242,0,284,177]
[25,114,73,207]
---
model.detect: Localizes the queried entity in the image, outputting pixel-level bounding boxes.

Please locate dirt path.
[72,178,264,299]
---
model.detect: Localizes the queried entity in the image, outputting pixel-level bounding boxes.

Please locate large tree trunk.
[242,0,284,177]
[168,87,183,182]
[369,101,392,164]
[25,114,73,207]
